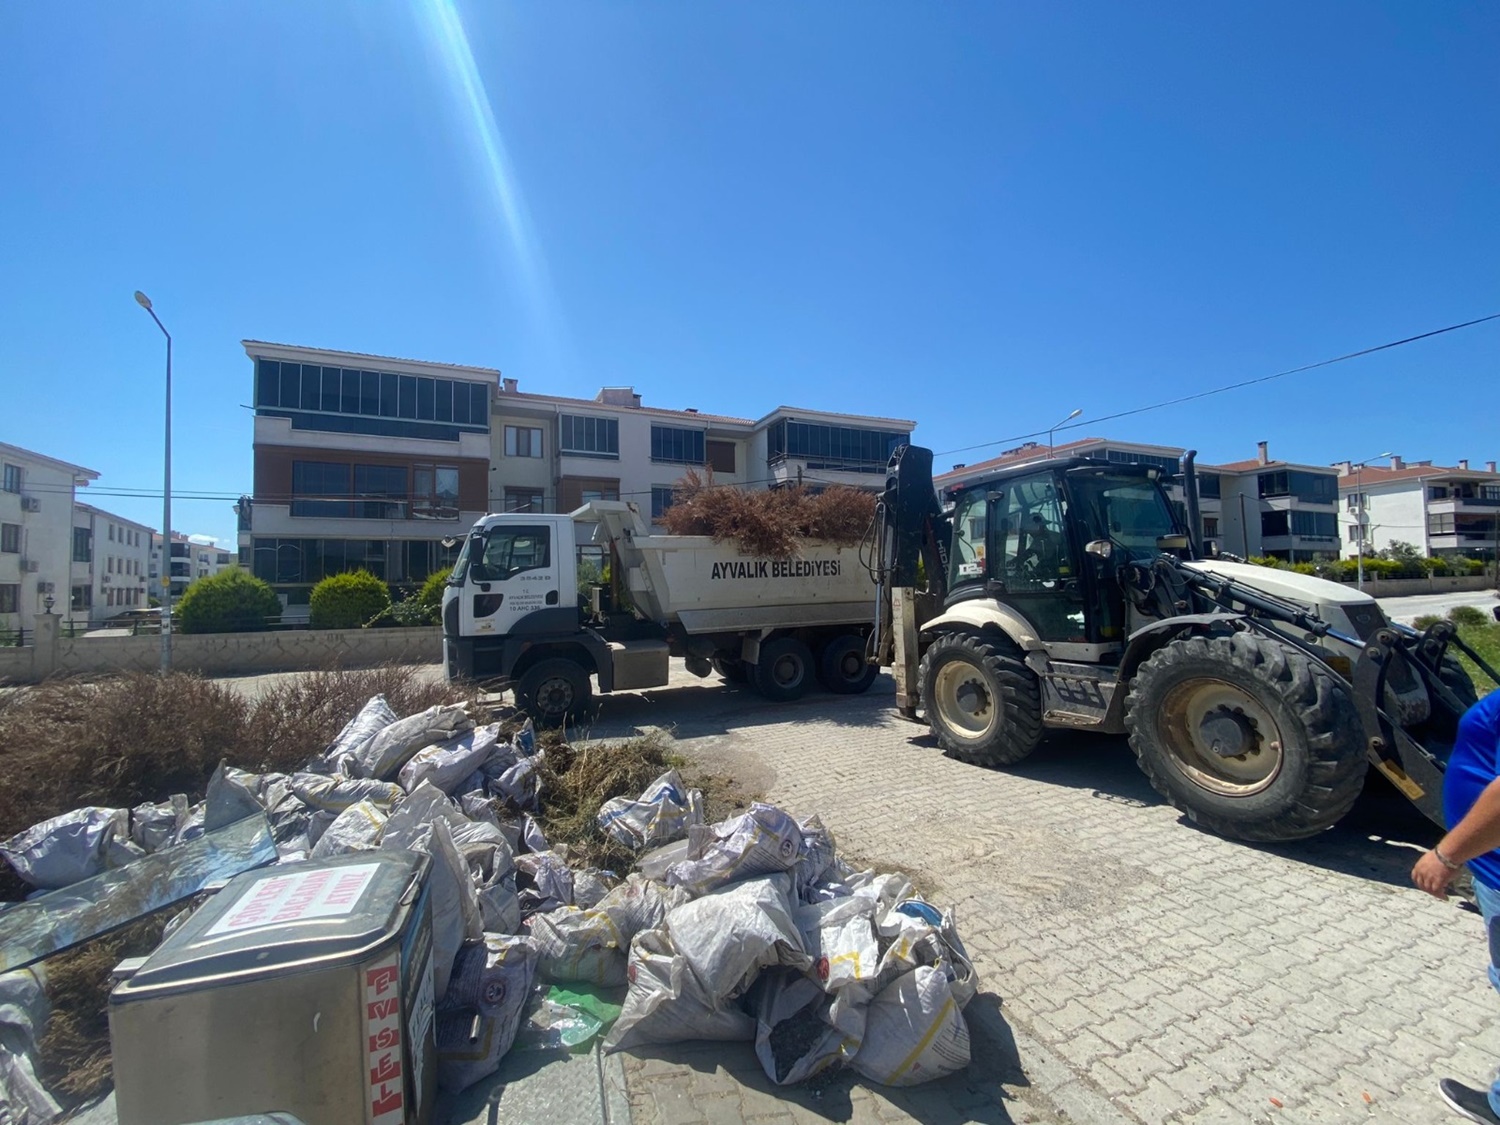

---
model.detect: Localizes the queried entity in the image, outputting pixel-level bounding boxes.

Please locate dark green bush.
[1412,614,1443,629]
[417,568,450,611]
[308,569,391,630]
[174,569,281,634]
[1449,605,1489,628]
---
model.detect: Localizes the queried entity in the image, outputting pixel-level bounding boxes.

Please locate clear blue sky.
[3,2,1496,546]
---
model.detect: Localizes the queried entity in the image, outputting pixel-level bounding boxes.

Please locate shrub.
[174,569,281,634]
[1412,614,1443,629]
[309,569,391,629]
[1449,605,1490,629]
[1247,556,1285,570]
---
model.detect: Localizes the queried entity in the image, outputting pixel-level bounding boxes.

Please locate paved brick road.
[581,669,1499,1125]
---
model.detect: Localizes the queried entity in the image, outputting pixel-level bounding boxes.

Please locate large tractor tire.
[817,633,879,695]
[919,633,1043,766]
[1125,632,1367,842]
[752,637,815,702]
[516,658,593,727]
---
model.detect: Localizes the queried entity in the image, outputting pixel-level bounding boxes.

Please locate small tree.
[309,570,391,630]
[175,569,281,634]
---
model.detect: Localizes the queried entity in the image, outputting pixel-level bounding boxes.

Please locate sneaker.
[1441,1078,1500,1124]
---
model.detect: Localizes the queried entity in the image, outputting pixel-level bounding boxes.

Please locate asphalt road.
[1377,588,1499,625]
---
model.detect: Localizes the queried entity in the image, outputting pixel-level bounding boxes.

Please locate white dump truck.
[442,501,879,722]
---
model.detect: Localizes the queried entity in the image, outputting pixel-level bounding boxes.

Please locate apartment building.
[71,504,155,625]
[0,443,99,635]
[1198,443,1340,562]
[241,341,496,602]
[1337,456,1500,560]
[150,532,235,600]
[490,380,913,519]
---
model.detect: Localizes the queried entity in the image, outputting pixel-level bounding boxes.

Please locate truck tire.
[516,658,593,727]
[919,634,1042,766]
[752,637,814,702]
[711,654,749,683]
[817,634,878,695]
[1124,633,1367,843]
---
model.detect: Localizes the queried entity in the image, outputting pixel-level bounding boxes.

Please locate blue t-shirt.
[1442,688,1500,890]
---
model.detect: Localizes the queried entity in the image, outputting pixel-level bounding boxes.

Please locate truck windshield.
[470,525,551,582]
[449,532,478,585]
[1067,475,1179,561]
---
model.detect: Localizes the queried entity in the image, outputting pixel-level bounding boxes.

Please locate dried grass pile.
[659,471,876,557]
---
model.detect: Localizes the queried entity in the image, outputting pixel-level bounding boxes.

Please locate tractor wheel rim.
[1159,678,1285,796]
[934,662,997,742]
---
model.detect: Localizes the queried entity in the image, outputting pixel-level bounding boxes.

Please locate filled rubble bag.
[436,934,538,1092]
[603,928,755,1052]
[398,724,502,795]
[593,874,690,945]
[313,693,398,774]
[525,907,627,987]
[0,807,128,889]
[665,803,804,897]
[752,968,862,1086]
[352,704,473,780]
[0,967,61,1122]
[664,874,810,1003]
[851,965,971,1087]
[309,799,387,859]
[596,770,704,849]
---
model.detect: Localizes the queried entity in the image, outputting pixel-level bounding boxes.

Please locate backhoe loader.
[870,444,1494,843]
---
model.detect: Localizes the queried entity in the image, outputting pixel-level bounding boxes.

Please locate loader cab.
[945,459,1184,655]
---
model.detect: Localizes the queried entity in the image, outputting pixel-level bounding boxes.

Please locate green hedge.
[309,570,392,630]
[175,569,281,634]
[1242,555,1489,583]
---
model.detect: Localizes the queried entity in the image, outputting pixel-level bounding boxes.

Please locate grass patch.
[1456,619,1500,694]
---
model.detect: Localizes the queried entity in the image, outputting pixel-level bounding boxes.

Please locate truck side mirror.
[1085,540,1112,559]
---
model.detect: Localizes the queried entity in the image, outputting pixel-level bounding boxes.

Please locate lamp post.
[1351,451,1395,591]
[134,290,173,672]
[1048,408,1083,456]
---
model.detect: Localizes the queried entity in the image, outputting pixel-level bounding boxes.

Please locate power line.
[936,311,1500,459]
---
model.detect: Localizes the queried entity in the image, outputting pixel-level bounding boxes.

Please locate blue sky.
[2,1,1496,546]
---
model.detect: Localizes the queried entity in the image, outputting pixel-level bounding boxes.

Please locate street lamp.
[134,290,173,672]
[1351,451,1395,591]
[1048,408,1083,456]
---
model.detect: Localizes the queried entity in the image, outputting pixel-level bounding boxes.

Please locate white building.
[490,379,913,519]
[72,504,155,626]
[151,533,235,600]
[0,443,99,636]
[240,341,497,603]
[1337,456,1500,560]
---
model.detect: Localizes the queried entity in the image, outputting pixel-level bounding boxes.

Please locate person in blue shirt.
[1412,687,1500,1124]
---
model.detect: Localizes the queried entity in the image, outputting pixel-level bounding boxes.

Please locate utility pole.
[134,291,173,672]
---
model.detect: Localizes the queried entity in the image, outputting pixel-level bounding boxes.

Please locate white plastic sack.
[309,800,388,859]
[436,934,538,1092]
[515,851,574,916]
[752,970,860,1086]
[594,874,691,946]
[795,894,881,994]
[852,966,970,1087]
[129,795,188,854]
[291,773,404,813]
[520,814,549,854]
[664,874,810,1003]
[321,693,398,772]
[526,907,627,986]
[872,901,977,1009]
[478,877,522,934]
[0,807,127,889]
[596,770,704,850]
[792,814,837,902]
[571,868,617,911]
[637,839,691,883]
[354,704,473,781]
[204,763,264,831]
[493,750,544,812]
[0,967,61,1123]
[604,928,756,1053]
[384,816,481,997]
[398,725,501,795]
[665,803,803,897]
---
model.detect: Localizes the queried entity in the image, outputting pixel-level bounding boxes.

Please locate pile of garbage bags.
[0,694,977,1104]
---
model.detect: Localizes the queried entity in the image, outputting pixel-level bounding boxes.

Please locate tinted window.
[322,367,342,412]
[435,379,453,422]
[256,359,280,407]
[299,365,322,410]
[399,375,417,418]
[360,371,380,416]
[380,372,398,418]
[279,363,300,408]
[472,526,551,583]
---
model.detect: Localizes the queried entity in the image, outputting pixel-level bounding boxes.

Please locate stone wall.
[0,615,442,684]
[1353,575,1496,596]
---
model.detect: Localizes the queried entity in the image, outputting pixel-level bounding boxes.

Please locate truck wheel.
[711,654,749,683]
[919,634,1042,766]
[817,634,878,694]
[752,637,814,702]
[1125,633,1367,842]
[516,658,592,726]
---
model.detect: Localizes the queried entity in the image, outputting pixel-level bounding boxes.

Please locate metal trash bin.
[110,851,434,1125]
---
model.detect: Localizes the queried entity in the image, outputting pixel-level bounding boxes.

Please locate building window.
[1429,513,1456,536]
[504,489,544,513]
[1202,516,1219,540]
[291,461,352,518]
[1258,471,1336,504]
[559,415,619,458]
[1,464,21,494]
[72,527,91,562]
[1104,449,1181,474]
[651,487,676,520]
[1261,510,1289,538]
[559,477,620,512]
[0,585,16,614]
[766,421,908,473]
[1345,493,1367,510]
[650,425,706,466]
[1482,485,1500,501]
[1196,474,1221,500]
[706,440,736,475]
[216,552,231,566]
[71,585,91,612]
[353,465,409,519]
[107,557,114,574]
[254,358,488,432]
[0,524,18,554]
[1290,511,1337,539]
[412,465,461,519]
[505,426,544,458]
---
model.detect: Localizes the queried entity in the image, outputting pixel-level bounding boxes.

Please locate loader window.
[471,525,552,582]
[948,489,989,590]
[993,474,1070,591]
[1068,476,1178,561]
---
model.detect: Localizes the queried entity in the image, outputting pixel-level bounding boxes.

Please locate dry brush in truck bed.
[660,471,877,557]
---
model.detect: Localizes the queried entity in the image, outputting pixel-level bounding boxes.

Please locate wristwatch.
[1433,846,1463,872]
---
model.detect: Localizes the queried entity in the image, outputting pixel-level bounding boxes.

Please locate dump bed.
[585,502,876,634]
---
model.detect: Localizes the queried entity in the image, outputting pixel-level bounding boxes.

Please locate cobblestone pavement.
[578,669,1498,1125]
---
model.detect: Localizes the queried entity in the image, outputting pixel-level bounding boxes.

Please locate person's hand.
[1412,849,1457,899]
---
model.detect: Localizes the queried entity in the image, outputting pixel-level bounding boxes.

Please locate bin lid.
[113,851,429,1000]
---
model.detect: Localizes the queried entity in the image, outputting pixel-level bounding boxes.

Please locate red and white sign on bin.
[205,863,379,936]
[365,951,406,1124]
